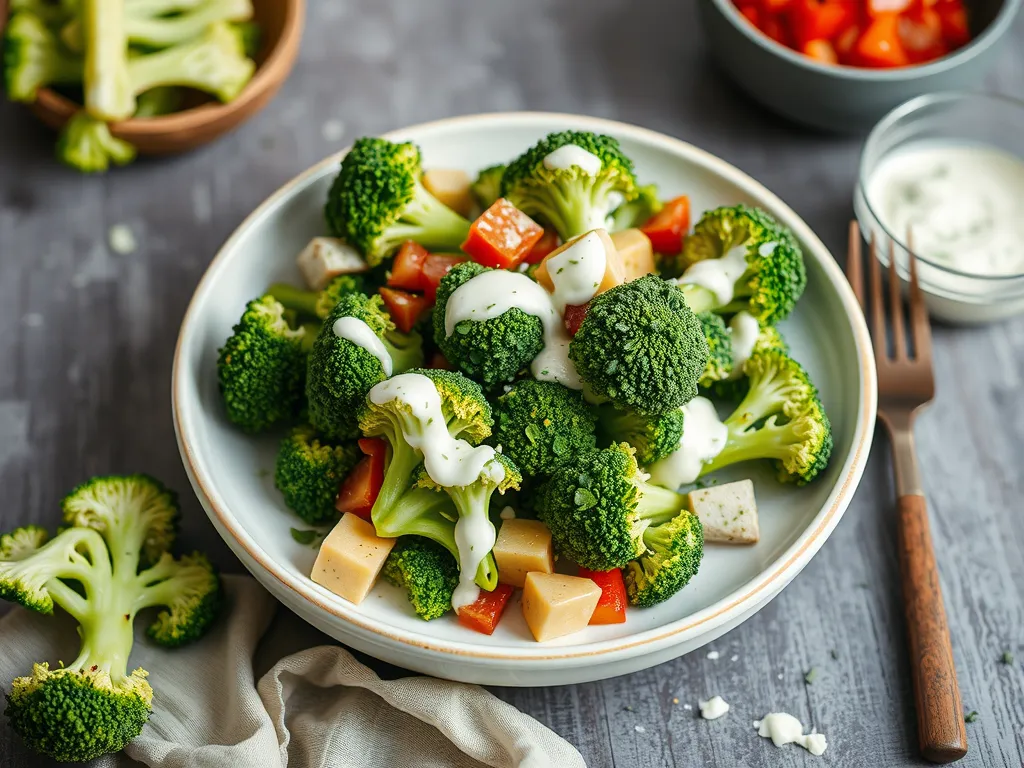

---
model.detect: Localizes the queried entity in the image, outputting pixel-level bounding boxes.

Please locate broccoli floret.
[698,311,735,388]
[433,262,545,389]
[306,292,423,439]
[56,111,137,173]
[501,130,639,240]
[701,351,833,484]
[570,275,710,415]
[608,183,662,231]
[3,12,83,103]
[382,536,459,620]
[9,0,77,25]
[625,510,703,607]
[673,205,806,326]
[709,323,789,401]
[274,425,361,525]
[470,163,506,209]
[536,443,689,571]
[324,137,472,265]
[268,274,368,321]
[595,404,684,465]
[217,295,309,433]
[1,476,221,762]
[491,380,598,478]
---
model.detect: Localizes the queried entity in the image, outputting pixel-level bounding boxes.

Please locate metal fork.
[846,221,967,763]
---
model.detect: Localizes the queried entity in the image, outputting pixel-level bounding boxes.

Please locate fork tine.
[846,221,865,309]
[867,231,887,360]
[906,227,933,364]
[888,239,907,360]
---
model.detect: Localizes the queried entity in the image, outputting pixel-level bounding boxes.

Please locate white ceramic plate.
[173,113,877,686]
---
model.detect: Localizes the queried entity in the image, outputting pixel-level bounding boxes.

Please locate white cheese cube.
[493,519,554,588]
[422,169,474,218]
[296,237,368,290]
[687,479,760,544]
[611,228,655,282]
[522,572,601,642]
[311,513,395,604]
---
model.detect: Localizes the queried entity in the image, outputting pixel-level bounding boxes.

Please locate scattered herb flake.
[830,649,839,661]
[1000,651,1014,666]
[964,711,978,723]
[290,528,320,546]
[574,488,598,510]
[804,667,819,685]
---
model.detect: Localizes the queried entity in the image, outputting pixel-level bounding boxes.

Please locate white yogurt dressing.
[648,397,727,487]
[367,373,502,609]
[754,713,827,756]
[444,269,582,389]
[546,231,607,314]
[728,310,760,378]
[698,696,730,720]
[866,142,1024,276]
[675,245,751,306]
[543,145,603,175]
[333,316,393,376]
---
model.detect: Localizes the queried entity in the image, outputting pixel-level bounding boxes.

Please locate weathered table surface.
[2,2,1023,766]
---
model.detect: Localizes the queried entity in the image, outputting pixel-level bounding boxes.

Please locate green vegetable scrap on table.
[2,0,260,172]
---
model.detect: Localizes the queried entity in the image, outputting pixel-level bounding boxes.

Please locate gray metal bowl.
[697,0,1019,133]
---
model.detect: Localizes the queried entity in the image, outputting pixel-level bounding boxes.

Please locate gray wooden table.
[2,2,1023,766]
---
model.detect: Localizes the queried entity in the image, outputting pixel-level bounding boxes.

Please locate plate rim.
[172,111,878,663]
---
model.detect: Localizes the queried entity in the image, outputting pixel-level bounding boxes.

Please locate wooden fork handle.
[897,493,968,763]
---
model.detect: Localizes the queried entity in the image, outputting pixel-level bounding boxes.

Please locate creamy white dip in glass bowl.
[855,92,1024,324]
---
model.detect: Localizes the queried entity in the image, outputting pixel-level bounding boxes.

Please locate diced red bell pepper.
[462,199,545,270]
[427,351,453,370]
[640,195,690,256]
[523,228,561,265]
[738,3,761,27]
[834,23,863,62]
[379,286,431,333]
[759,12,793,46]
[787,0,857,47]
[335,438,387,520]
[563,303,589,337]
[420,253,467,303]
[388,241,430,291]
[457,584,515,635]
[898,6,947,62]
[936,0,970,48]
[760,0,794,12]
[856,12,911,67]
[578,568,628,625]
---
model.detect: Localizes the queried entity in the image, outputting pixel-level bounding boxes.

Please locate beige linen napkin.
[0,575,585,768]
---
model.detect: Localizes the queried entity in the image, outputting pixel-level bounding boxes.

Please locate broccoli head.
[595,404,685,466]
[433,262,545,389]
[624,510,703,607]
[3,12,83,103]
[306,292,423,439]
[383,536,459,621]
[324,137,472,265]
[491,380,598,478]
[56,111,137,173]
[698,311,735,388]
[570,275,710,415]
[470,163,506,210]
[674,205,806,326]
[501,130,638,240]
[0,475,221,762]
[536,443,689,571]
[217,295,309,433]
[274,425,361,525]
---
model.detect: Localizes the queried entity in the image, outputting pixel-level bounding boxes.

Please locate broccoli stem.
[70,599,135,680]
[268,283,320,319]
[675,283,718,314]
[635,482,687,527]
[700,419,797,474]
[83,0,134,121]
[372,443,423,523]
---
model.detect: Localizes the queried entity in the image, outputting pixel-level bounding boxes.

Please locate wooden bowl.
[1,0,304,155]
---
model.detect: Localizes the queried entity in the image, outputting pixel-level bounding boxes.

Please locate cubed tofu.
[611,228,656,282]
[533,229,625,299]
[521,572,601,642]
[493,519,554,588]
[422,169,474,218]
[296,237,368,290]
[310,513,395,603]
[687,479,760,544]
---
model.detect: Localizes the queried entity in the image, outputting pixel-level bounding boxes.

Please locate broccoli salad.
[216,130,833,642]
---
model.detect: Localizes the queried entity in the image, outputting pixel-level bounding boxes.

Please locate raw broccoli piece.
[268,274,368,321]
[9,0,77,25]
[570,275,710,415]
[608,183,661,231]
[217,295,310,433]
[433,262,544,389]
[80,0,134,120]
[3,12,83,103]
[501,130,639,240]
[55,111,136,173]
[274,425,361,525]
[698,311,735,388]
[536,443,690,571]
[701,351,833,484]
[470,163,506,209]
[709,323,789,401]
[625,509,703,607]
[382,536,459,620]
[306,292,423,439]
[491,379,598,478]
[133,86,183,117]
[595,404,684,465]
[324,137,472,265]
[0,475,221,762]
[673,205,806,326]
